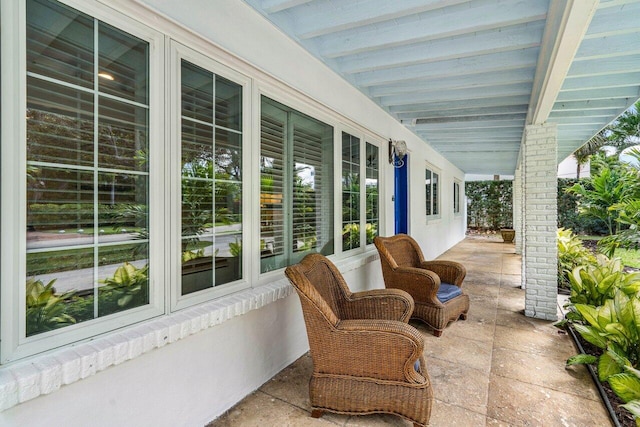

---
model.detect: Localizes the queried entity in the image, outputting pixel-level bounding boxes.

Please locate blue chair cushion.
[437,282,462,303]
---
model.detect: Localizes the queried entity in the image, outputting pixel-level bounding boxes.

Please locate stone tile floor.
[207,236,612,426]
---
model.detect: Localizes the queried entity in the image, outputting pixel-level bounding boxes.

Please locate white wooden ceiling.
[242,0,640,174]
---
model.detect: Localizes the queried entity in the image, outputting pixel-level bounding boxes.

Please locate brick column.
[514,161,523,256]
[523,123,558,320]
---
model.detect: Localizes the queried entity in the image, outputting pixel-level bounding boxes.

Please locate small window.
[425,165,440,218]
[342,132,360,251]
[453,181,461,214]
[365,142,379,245]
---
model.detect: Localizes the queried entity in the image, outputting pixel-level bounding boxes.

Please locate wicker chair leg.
[311,409,324,418]
[433,329,443,337]
[460,313,468,320]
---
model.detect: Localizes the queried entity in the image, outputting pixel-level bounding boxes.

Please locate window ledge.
[0,278,293,412]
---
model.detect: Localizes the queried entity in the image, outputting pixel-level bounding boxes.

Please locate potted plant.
[500,228,515,243]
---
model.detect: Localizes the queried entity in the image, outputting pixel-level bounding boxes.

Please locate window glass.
[342,132,360,251]
[180,60,243,295]
[260,97,333,272]
[425,166,440,218]
[365,142,379,245]
[425,169,432,216]
[454,181,460,214]
[25,0,150,336]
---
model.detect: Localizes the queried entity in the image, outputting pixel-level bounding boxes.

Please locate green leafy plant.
[557,228,596,291]
[229,238,242,257]
[99,262,149,312]
[26,278,76,336]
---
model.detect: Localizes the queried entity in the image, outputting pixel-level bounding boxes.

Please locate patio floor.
[207,235,613,426]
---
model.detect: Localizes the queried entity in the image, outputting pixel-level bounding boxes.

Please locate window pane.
[27,167,94,249]
[27,77,94,166]
[433,172,439,215]
[216,76,242,131]
[180,60,243,294]
[342,132,360,252]
[27,0,94,88]
[98,22,148,104]
[98,97,149,172]
[365,143,379,245]
[425,169,432,216]
[260,97,333,273]
[97,172,148,244]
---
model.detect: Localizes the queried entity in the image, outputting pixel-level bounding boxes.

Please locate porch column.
[523,123,558,320]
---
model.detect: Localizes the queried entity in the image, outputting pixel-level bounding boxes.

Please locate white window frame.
[425,163,441,221]
[340,127,363,254]
[1,0,165,363]
[453,179,462,215]
[169,41,252,311]
[364,137,383,247]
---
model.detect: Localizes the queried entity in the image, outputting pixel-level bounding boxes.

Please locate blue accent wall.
[394,154,408,234]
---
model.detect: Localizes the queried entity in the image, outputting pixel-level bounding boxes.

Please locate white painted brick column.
[514,162,523,256]
[523,123,558,320]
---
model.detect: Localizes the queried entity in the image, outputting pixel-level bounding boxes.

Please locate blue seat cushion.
[414,360,421,372]
[437,282,462,303]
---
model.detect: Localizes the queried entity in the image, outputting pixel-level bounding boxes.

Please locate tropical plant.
[98,262,149,312]
[557,228,596,291]
[566,255,640,309]
[26,278,76,336]
[229,238,242,257]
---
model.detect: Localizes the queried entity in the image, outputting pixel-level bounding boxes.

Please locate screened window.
[25,0,150,336]
[453,181,461,214]
[425,166,440,218]
[342,132,360,251]
[180,60,243,295]
[365,142,379,245]
[260,97,334,272]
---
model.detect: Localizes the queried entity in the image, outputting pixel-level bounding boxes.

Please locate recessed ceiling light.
[98,72,114,81]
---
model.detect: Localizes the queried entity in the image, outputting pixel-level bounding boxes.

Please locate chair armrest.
[421,260,466,286]
[343,288,414,322]
[393,266,442,306]
[313,319,427,384]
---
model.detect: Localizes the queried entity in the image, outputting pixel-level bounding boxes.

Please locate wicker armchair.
[374,234,469,337]
[285,253,433,427]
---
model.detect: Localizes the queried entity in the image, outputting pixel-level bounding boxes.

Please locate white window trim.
[453,179,462,216]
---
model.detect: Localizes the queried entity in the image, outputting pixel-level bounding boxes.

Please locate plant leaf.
[599,352,623,381]
[609,373,640,403]
[566,354,598,366]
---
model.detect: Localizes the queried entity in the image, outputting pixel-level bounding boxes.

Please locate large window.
[260,97,334,272]
[342,132,360,251]
[180,60,243,295]
[426,165,440,218]
[25,0,151,336]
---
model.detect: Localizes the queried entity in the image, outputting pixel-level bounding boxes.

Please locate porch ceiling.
[242,0,640,175]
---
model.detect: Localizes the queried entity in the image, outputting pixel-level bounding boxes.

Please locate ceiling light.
[98,72,114,81]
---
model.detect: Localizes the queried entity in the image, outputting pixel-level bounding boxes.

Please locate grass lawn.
[578,235,640,268]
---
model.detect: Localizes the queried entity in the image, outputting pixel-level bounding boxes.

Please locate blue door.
[394,154,408,234]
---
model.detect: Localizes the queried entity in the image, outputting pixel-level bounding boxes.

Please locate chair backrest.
[285,253,351,326]
[374,234,425,269]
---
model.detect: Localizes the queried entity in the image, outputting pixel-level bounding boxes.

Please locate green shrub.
[26,278,76,336]
[557,228,596,291]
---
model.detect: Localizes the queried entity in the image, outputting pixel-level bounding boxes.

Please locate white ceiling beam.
[261,0,314,14]
[568,54,640,77]
[397,106,529,121]
[575,32,640,60]
[413,120,526,131]
[556,86,640,101]
[389,95,531,114]
[370,69,535,97]
[528,0,599,125]
[337,22,544,74]
[293,0,470,40]
[379,83,532,107]
[356,49,538,87]
[315,0,548,58]
[560,72,640,91]
[551,98,630,111]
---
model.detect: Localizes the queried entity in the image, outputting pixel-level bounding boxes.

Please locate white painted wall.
[0,0,466,425]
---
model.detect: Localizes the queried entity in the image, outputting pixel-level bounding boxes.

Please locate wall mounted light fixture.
[388,139,407,168]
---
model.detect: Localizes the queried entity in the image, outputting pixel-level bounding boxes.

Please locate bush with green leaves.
[557,228,596,291]
[26,278,76,336]
[98,262,149,315]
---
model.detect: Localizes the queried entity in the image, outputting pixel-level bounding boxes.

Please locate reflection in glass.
[97,173,148,243]
[27,0,94,89]
[182,61,214,123]
[365,143,379,245]
[216,76,242,131]
[99,22,148,104]
[342,132,360,252]
[98,97,149,172]
[27,78,94,166]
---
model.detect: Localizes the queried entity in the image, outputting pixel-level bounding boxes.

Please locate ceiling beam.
[528,0,599,125]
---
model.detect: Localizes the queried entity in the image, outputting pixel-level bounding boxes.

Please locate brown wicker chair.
[374,234,469,337]
[285,253,433,427]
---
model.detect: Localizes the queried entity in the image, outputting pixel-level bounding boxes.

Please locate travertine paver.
[208,235,612,427]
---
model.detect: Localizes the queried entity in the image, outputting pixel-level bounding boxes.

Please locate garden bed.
[566,324,634,427]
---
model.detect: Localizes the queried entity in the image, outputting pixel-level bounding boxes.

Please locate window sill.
[0,249,381,412]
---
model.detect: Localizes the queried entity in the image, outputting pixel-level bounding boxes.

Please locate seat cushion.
[437,282,462,303]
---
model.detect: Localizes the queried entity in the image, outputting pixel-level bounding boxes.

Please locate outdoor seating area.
[208,235,612,426]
